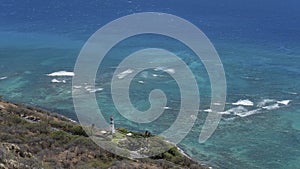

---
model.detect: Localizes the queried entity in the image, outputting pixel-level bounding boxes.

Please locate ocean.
[0,0,300,168]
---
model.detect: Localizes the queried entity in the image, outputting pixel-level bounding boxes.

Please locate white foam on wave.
[84,85,92,89]
[154,67,163,71]
[287,91,297,95]
[232,99,254,106]
[0,76,7,80]
[51,79,66,83]
[219,106,262,118]
[257,99,276,107]
[204,109,212,113]
[235,108,261,117]
[154,67,175,74]
[164,68,175,74]
[73,85,82,89]
[277,100,291,105]
[84,85,103,93]
[47,71,74,77]
[138,80,144,84]
[220,98,292,119]
[218,106,248,115]
[87,88,103,93]
[163,106,171,110]
[258,99,291,107]
[262,103,280,110]
[117,69,134,79]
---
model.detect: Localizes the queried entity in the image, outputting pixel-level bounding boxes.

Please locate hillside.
[0,100,207,169]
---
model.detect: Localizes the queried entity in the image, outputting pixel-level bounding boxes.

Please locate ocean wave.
[84,85,103,93]
[262,103,280,110]
[51,79,66,83]
[0,76,7,80]
[218,98,292,119]
[219,98,293,119]
[203,109,212,113]
[73,85,82,89]
[219,106,262,118]
[219,106,248,115]
[154,67,164,71]
[277,100,291,105]
[117,69,134,79]
[47,71,74,77]
[164,68,175,74]
[154,67,175,74]
[257,99,276,107]
[232,99,254,106]
[257,99,291,108]
[86,88,103,93]
[235,108,262,117]
[287,91,298,95]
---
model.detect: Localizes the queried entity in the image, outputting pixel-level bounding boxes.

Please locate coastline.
[0,99,208,169]
[0,99,194,159]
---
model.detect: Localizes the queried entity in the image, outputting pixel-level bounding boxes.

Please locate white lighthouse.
[109,116,115,135]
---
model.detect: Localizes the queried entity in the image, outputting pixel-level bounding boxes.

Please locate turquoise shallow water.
[0,31,299,168]
[1,0,300,168]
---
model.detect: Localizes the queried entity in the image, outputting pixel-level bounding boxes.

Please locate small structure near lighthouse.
[109,116,115,135]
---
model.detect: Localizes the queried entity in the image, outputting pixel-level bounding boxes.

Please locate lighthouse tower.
[109,116,115,135]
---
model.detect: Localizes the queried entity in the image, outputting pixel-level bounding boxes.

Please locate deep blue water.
[1,0,300,168]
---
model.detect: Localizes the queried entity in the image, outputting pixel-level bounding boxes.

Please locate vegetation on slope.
[0,100,207,169]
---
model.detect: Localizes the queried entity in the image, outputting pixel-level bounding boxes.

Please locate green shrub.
[69,125,88,137]
[168,147,180,156]
[8,114,24,124]
[6,105,15,113]
[117,128,129,134]
[50,130,72,145]
[132,132,144,138]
